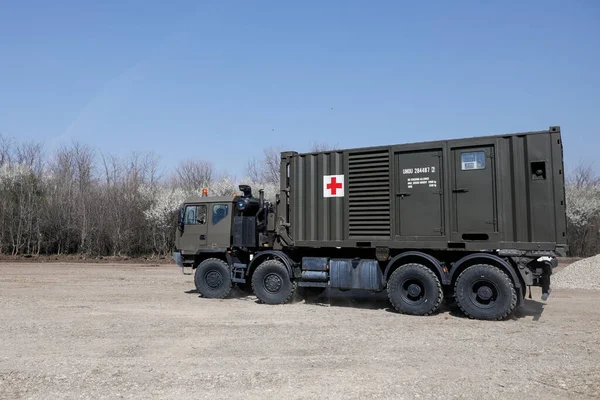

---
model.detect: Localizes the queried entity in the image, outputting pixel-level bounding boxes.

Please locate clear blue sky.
[1,0,598,177]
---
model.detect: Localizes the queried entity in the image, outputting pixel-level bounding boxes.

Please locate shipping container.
[279,126,567,255]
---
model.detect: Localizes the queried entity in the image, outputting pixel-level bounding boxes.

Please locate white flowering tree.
[140,185,187,255]
[566,184,600,227]
[565,165,600,256]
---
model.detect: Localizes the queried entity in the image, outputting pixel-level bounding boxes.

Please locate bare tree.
[0,134,14,165]
[174,159,214,191]
[246,147,282,184]
[0,137,45,255]
[247,143,339,186]
[310,141,339,152]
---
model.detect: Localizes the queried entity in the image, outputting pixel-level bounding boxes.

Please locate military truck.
[173,126,567,320]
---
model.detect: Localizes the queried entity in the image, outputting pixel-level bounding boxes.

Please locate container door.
[395,150,443,238]
[178,204,208,252]
[452,147,497,236]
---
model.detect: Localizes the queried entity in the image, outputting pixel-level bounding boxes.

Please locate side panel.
[526,134,555,243]
[290,152,345,242]
[495,130,567,247]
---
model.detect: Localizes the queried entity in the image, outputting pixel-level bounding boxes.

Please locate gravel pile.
[553,255,600,290]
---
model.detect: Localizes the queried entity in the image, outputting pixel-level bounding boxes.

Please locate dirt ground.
[1,262,599,400]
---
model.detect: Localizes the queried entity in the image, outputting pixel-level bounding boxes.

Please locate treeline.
[0,137,332,257]
[0,135,598,257]
[565,165,600,257]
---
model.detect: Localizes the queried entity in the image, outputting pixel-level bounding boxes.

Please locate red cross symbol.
[324,175,344,197]
[327,177,343,195]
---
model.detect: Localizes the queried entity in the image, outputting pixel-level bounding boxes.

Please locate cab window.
[184,205,206,225]
[212,204,229,225]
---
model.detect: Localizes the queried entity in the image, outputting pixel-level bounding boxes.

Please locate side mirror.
[177,208,185,232]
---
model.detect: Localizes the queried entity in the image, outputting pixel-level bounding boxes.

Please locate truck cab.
[174,185,271,271]
[174,195,236,267]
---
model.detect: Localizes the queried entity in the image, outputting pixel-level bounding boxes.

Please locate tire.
[251,259,296,304]
[454,264,517,320]
[387,263,443,316]
[194,258,232,299]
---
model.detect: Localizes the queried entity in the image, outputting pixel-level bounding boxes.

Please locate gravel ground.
[553,255,600,290]
[1,262,599,400]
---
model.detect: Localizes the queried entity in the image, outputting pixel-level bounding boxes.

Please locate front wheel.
[454,264,517,320]
[251,259,296,304]
[194,258,232,299]
[387,263,443,316]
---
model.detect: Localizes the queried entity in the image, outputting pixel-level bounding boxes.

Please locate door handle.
[452,188,469,193]
[397,192,412,197]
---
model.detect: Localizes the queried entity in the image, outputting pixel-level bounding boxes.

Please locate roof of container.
[286,126,560,157]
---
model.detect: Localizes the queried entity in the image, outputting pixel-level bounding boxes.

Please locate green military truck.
[173,126,567,320]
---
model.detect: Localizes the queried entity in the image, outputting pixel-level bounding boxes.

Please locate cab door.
[208,203,232,249]
[178,204,208,253]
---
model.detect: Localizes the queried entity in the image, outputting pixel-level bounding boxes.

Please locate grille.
[233,216,256,247]
[348,150,391,237]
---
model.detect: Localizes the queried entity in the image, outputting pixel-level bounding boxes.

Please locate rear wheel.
[252,259,296,304]
[454,264,517,320]
[194,258,232,299]
[387,263,443,316]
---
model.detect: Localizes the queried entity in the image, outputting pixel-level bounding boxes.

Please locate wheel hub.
[408,283,422,297]
[264,273,283,293]
[400,278,426,305]
[477,286,493,301]
[205,270,223,288]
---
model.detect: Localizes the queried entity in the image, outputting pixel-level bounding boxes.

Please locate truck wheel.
[252,259,296,304]
[387,263,442,316]
[194,258,232,299]
[454,264,517,320]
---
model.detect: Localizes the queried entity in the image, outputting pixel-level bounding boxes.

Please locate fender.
[225,252,233,266]
[450,253,524,306]
[191,250,227,266]
[384,251,450,285]
[247,250,295,279]
[450,253,521,288]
